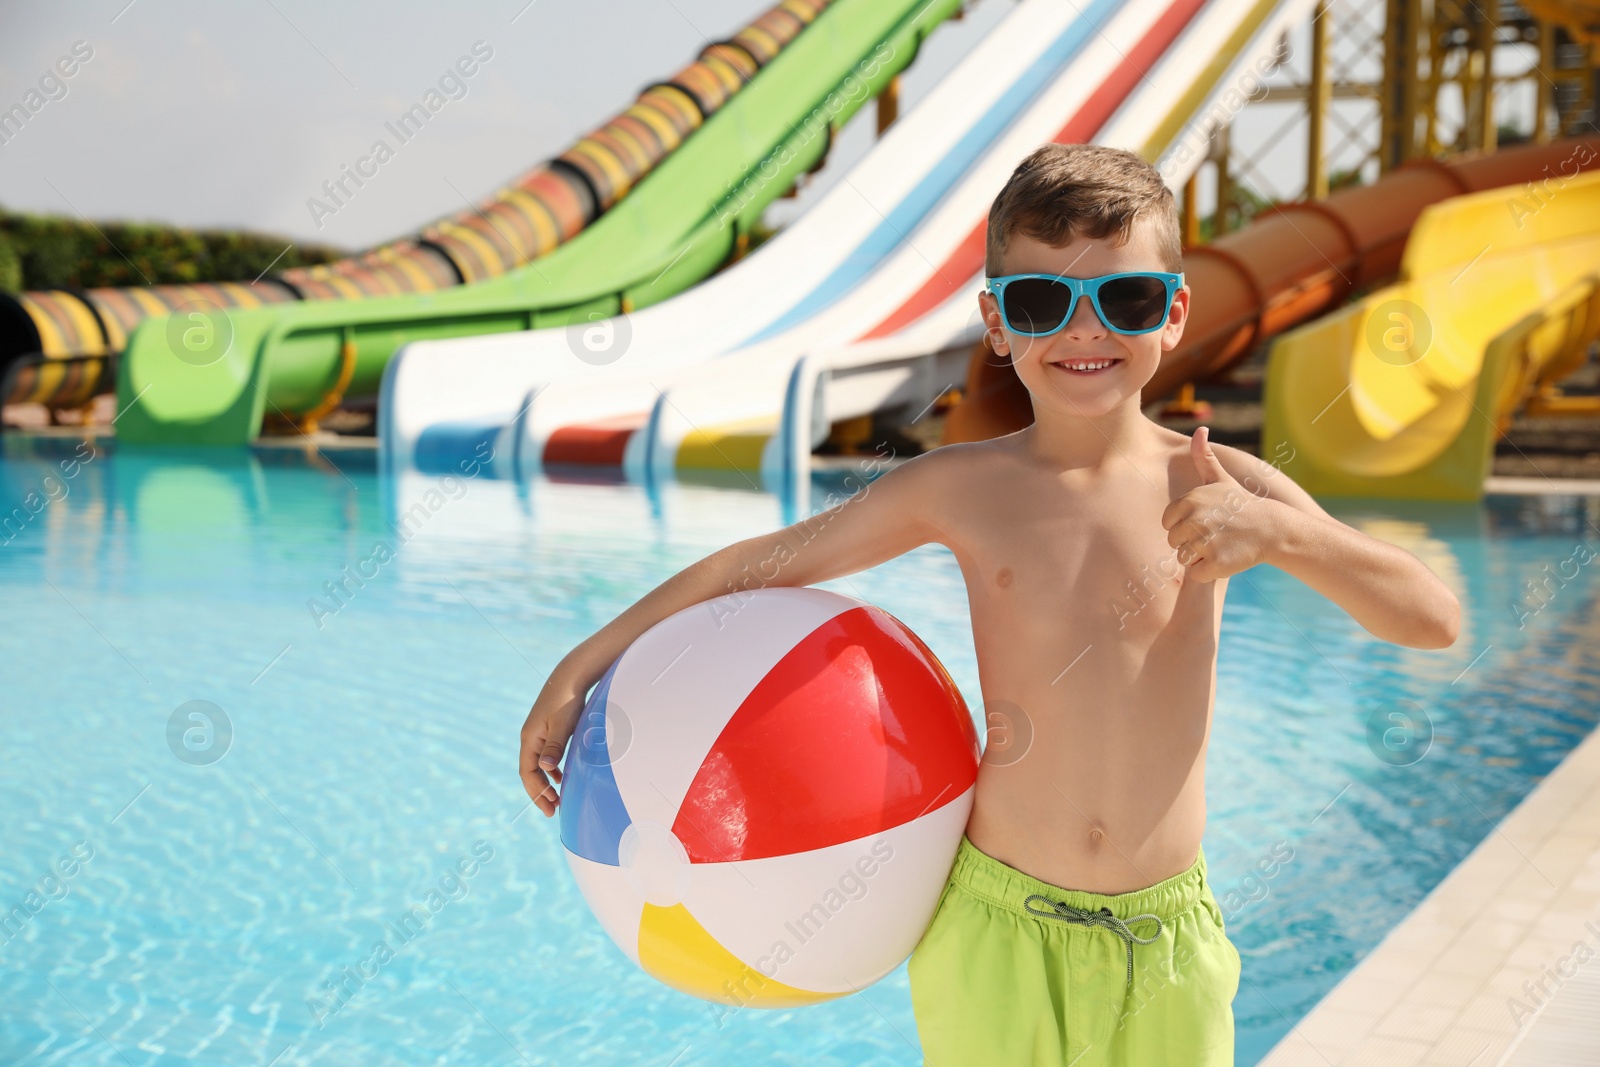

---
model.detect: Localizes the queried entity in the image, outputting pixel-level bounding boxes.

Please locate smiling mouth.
[1050,358,1122,374]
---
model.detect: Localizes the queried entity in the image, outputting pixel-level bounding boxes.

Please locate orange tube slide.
[942,137,1600,445]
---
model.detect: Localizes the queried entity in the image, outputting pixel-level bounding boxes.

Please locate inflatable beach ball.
[559,586,979,1008]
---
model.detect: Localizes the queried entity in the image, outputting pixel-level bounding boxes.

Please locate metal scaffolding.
[1161,0,1598,420]
[1182,0,1598,233]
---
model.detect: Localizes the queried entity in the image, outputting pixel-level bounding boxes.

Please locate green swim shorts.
[908,834,1241,1066]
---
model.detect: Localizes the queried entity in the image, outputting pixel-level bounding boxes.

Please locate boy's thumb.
[1191,426,1229,484]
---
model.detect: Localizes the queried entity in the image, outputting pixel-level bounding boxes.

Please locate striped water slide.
[381,0,1130,471]
[106,0,965,445]
[376,0,1317,601]
[0,0,826,408]
[636,0,1319,486]
[527,0,1197,482]
[504,0,1287,483]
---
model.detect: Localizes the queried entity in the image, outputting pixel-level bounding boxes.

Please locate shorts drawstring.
[1022,895,1165,988]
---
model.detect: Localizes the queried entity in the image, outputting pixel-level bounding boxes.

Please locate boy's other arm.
[1170,428,1461,650]
[520,449,947,814]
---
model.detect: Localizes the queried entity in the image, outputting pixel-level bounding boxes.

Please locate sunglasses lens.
[1097,275,1171,332]
[1001,277,1074,335]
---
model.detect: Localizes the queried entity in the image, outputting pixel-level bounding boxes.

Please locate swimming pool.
[2,435,1597,1066]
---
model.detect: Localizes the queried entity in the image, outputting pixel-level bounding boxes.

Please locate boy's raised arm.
[1170,428,1461,650]
[519,449,948,815]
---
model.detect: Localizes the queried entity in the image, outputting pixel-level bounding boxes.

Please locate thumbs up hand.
[1160,427,1290,584]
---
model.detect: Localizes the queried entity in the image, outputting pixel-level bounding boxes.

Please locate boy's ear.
[979,290,1010,357]
[1161,284,1190,351]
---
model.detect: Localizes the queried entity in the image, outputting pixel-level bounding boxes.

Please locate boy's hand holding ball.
[521,671,589,816]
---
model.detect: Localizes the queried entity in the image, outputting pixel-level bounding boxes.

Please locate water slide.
[382,0,1316,484]
[644,0,1317,487]
[939,137,1600,449]
[1262,167,1600,501]
[0,0,836,414]
[79,0,965,444]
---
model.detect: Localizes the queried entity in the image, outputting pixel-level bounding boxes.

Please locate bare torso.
[929,429,1229,895]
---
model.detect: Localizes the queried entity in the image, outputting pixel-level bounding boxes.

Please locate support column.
[1478,5,1491,151]
[1381,0,1422,171]
[1535,20,1555,141]
[1182,172,1201,248]
[1308,0,1332,199]
[1582,42,1600,138]
[877,76,900,136]
[1213,124,1233,236]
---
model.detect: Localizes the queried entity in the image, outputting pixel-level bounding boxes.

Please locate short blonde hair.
[985,143,1182,276]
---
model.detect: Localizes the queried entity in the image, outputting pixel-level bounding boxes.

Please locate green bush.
[0,231,20,293]
[0,207,345,291]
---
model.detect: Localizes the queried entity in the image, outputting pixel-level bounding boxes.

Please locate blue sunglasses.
[984,270,1184,337]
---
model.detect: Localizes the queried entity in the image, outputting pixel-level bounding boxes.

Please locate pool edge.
[1255,716,1600,1064]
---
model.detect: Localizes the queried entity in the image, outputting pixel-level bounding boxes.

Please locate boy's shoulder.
[920,435,1012,464]
[921,430,1032,467]
[860,437,1014,540]
[890,434,1030,497]
[886,434,1015,479]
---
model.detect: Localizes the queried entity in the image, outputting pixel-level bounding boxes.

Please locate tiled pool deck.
[1258,713,1600,1065]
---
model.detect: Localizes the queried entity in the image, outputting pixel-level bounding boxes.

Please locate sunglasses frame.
[984,270,1186,337]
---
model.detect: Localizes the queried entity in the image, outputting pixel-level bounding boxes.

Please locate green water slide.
[116,0,960,446]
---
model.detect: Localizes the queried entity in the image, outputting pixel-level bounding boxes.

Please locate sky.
[0,0,1542,256]
[0,0,1017,252]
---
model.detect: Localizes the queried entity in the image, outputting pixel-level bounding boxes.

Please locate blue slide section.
[737,0,1122,346]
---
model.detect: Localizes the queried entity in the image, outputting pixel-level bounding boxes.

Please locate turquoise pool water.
[2,434,1598,1066]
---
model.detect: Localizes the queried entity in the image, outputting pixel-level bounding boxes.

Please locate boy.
[518,143,1461,1064]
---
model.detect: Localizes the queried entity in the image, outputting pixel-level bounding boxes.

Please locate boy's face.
[978,215,1188,421]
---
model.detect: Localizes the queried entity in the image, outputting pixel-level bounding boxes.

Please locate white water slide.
[382,0,1313,490]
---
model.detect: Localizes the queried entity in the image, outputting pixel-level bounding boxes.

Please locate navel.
[996,567,1014,588]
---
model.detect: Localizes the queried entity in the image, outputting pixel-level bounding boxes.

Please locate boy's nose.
[1060,294,1108,340]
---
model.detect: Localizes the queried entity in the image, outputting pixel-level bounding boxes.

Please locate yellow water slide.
[1262,165,1600,501]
